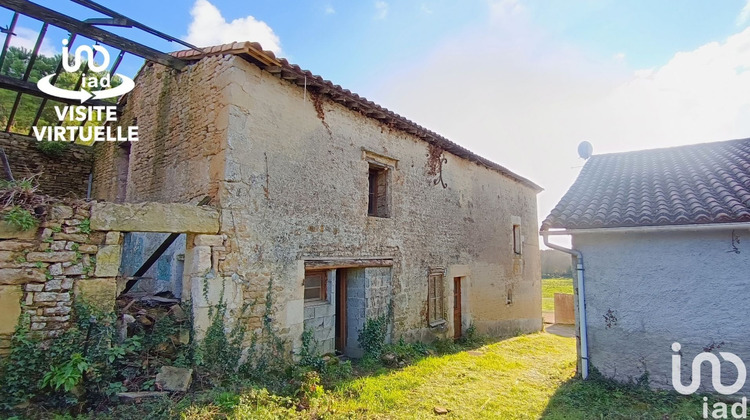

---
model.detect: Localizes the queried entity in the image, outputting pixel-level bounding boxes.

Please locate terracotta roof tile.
[541,138,750,230]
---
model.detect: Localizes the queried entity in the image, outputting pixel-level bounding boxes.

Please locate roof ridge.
[589,137,750,159]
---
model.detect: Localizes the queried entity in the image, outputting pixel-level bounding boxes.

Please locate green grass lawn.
[162,333,701,419]
[542,277,574,312]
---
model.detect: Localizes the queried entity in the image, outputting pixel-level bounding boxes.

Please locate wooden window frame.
[428,268,445,326]
[304,270,328,303]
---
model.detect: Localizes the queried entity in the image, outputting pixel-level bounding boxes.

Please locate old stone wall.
[105,54,542,356]
[0,132,93,198]
[0,202,122,355]
[573,227,750,394]
[92,56,232,204]
[216,56,542,352]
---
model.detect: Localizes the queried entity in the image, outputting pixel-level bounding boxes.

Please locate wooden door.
[335,270,347,353]
[453,277,462,340]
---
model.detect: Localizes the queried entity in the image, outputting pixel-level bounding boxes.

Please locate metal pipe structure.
[542,231,589,380]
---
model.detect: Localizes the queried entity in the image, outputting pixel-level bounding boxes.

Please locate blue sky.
[12,0,746,91]
[3,0,749,239]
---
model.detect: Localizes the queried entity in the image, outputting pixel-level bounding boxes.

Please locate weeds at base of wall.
[0,271,491,418]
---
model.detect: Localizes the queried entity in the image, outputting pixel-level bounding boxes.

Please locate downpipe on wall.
[541,231,589,380]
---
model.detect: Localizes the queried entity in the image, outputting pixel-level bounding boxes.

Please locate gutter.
[541,230,590,380]
[543,221,750,236]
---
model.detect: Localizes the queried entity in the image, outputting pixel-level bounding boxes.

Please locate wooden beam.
[304,258,393,270]
[0,74,117,109]
[0,0,187,70]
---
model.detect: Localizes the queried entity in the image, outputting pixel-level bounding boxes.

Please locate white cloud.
[10,27,57,57]
[613,52,626,62]
[370,15,750,240]
[738,0,750,26]
[420,3,433,15]
[324,4,336,15]
[185,0,282,54]
[487,0,524,21]
[374,1,389,19]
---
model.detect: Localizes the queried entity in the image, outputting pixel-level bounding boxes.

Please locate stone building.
[93,42,543,356]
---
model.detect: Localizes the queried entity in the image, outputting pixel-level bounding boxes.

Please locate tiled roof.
[169,42,542,192]
[541,138,750,230]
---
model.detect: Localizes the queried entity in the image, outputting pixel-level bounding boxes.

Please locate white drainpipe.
[542,231,589,380]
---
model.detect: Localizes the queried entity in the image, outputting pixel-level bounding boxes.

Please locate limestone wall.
[0,132,93,198]
[0,202,121,354]
[216,56,542,351]
[92,56,232,204]
[101,54,542,356]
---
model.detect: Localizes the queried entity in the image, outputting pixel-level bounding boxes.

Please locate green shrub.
[358,315,388,359]
[3,205,38,231]
[36,141,68,157]
[0,316,47,410]
[298,328,325,372]
[41,353,88,393]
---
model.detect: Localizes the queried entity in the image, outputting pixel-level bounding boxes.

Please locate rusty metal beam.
[0,12,18,70]
[71,0,203,52]
[0,0,187,69]
[5,21,47,132]
[0,74,116,108]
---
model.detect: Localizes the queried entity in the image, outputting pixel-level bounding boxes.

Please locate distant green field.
[542,278,574,312]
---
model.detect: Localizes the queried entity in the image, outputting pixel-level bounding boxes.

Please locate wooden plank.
[453,277,461,339]
[554,293,575,325]
[335,269,347,353]
[0,0,187,69]
[304,259,393,270]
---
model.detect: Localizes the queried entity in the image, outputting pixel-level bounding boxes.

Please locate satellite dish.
[577,141,593,160]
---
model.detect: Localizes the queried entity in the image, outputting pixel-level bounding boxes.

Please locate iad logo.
[672,342,748,419]
[32,39,137,143]
[37,39,134,104]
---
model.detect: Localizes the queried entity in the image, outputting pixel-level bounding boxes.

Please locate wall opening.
[428,268,445,327]
[115,142,131,203]
[119,232,186,298]
[513,224,522,255]
[453,277,463,340]
[367,164,389,218]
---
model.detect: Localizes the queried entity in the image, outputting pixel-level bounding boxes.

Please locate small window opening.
[304,271,327,302]
[513,224,522,255]
[368,164,389,217]
[507,285,514,305]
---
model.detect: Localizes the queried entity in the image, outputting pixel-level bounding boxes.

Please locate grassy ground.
[542,278,574,312]
[86,333,703,419]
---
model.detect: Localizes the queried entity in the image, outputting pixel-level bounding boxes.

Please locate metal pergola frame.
[0,0,202,134]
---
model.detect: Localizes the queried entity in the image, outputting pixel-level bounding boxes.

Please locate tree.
[0,46,120,141]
